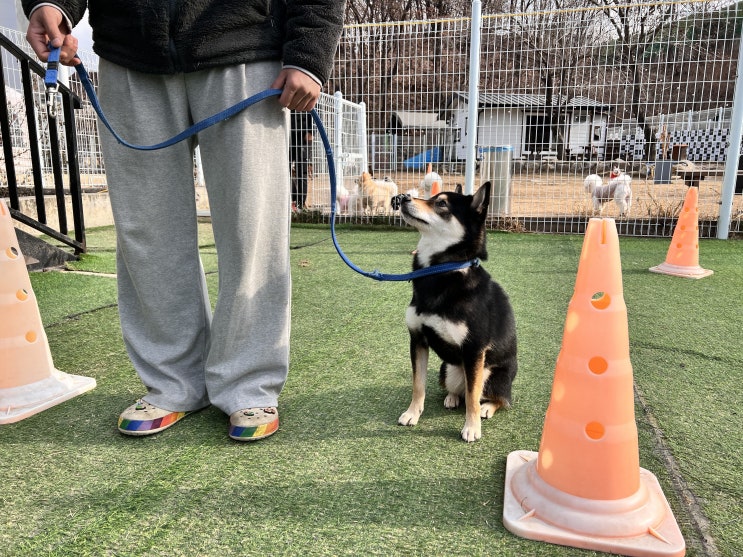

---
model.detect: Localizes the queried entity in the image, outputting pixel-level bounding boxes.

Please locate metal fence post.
[482,145,513,215]
[359,101,368,172]
[334,91,344,196]
[717,35,743,239]
[464,0,482,195]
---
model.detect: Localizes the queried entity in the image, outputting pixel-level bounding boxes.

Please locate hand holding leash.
[271,68,321,111]
[26,6,80,65]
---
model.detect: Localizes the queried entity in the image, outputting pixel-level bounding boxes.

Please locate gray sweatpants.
[98,59,291,416]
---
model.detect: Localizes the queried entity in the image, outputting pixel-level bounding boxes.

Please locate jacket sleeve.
[21,0,88,28]
[282,0,345,85]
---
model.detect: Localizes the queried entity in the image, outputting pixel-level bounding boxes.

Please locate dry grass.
[305,169,740,221]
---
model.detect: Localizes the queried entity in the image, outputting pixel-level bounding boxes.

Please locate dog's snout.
[391,193,411,211]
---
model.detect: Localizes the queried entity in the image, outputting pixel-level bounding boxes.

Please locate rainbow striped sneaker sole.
[229,407,279,441]
[118,399,192,436]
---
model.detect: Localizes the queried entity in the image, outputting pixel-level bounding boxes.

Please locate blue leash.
[45,48,480,281]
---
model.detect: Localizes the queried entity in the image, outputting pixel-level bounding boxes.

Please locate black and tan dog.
[393,183,517,442]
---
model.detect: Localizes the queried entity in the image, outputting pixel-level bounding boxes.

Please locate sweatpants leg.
[98,59,291,416]
[185,62,291,415]
[98,60,211,412]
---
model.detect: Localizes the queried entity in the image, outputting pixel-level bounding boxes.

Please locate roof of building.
[447,92,612,111]
[388,110,449,130]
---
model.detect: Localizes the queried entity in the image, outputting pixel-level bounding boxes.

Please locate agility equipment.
[426,163,443,196]
[430,179,442,197]
[0,201,96,424]
[503,218,685,557]
[421,163,443,198]
[650,186,712,279]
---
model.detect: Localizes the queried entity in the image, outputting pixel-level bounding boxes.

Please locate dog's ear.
[472,182,491,214]
[455,183,463,194]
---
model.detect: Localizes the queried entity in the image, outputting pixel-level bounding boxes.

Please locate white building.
[444,92,612,160]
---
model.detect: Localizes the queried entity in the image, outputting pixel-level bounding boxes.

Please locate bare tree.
[588,0,677,160]
[334,1,476,131]
[493,0,606,158]
[345,0,474,23]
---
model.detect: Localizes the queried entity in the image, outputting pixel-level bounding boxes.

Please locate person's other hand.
[271,68,321,112]
[26,6,80,65]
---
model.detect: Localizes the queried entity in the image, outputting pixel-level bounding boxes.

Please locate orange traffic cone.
[423,163,443,198]
[650,186,712,278]
[0,201,96,424]
[503,218,685,557]
[430,179,442,197]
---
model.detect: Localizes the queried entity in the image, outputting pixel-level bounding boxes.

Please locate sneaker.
[118,399,192,436]
[229,407,279,441]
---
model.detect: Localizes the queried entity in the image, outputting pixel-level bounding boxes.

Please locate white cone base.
[503,451,686,557]
[649,262,713,279]
[0,369,96,424]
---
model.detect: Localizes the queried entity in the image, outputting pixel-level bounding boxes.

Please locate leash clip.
[46,84,59,118]
[44,43,61,119]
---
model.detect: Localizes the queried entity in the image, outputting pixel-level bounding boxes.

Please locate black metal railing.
[0,32,86,253]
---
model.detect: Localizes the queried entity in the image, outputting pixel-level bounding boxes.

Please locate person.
[290,111,314,211]
[24,0,345,441]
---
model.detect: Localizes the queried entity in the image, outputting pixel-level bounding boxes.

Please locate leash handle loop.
[46,46,479,281]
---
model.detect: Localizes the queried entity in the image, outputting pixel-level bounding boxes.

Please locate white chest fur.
[406,306,469,346]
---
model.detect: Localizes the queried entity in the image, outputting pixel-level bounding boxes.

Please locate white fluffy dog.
[583,168,633,216]
[336,183,351,214]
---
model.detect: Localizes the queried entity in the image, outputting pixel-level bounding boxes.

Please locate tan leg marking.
[461,352,486,442]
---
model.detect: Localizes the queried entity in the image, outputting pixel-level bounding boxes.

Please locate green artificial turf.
[1,223,740,556]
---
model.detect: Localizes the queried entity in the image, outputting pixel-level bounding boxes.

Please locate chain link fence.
[3,1,742,237]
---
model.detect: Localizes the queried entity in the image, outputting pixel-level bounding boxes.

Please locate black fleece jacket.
[22,0,344,84]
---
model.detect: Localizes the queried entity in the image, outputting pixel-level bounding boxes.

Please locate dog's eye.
[435,198,448,208]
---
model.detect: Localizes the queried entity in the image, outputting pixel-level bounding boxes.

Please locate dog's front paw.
[443,394,461,409]
[398,407,422,426]
[460,420,482,442]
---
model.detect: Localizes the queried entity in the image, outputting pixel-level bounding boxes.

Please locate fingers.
[56,34,80,65]
[271,69,321,112]
[26,6,79,65]
[283,89,318,112]
[26,18,53,61]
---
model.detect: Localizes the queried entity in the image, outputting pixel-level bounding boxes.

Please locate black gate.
[0,32,86,254]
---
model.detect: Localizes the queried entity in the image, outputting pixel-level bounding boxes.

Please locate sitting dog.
[394,183,518,442]
[583,168,633,216]
[355,171,398,215]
